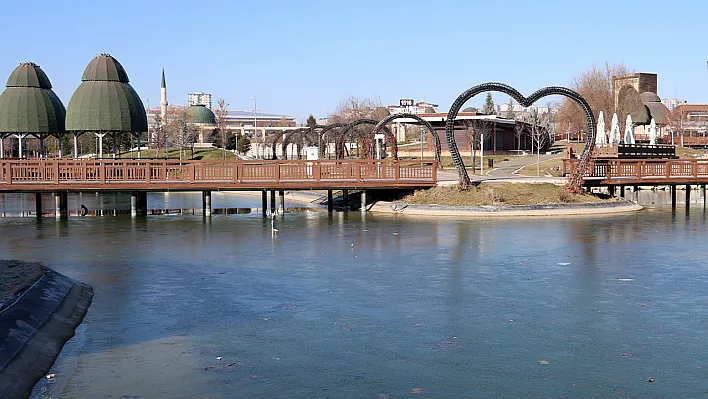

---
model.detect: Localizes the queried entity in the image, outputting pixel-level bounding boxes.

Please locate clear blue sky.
[2,0,706,122]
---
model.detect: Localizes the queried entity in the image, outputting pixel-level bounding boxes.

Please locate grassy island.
[403,183,605,207]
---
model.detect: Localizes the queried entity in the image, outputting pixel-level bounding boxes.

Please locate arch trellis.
[342,119,397,160]
[317,123,348,159]
[372,113,440,168]
[446,82,595,191]
[271,127,313,159]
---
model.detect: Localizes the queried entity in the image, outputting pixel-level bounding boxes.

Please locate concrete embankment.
[369,200,642,217]
[0,266,93,399]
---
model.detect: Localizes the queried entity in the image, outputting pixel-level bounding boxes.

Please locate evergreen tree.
[306,114,317,128]
[482,93,496,115]
[506,98,516,120]
[237,134,251,154]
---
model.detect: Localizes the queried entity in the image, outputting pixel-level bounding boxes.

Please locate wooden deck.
[563,158,708,185]
[0,159,437,192]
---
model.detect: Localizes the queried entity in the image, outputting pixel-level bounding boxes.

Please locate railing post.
[666,161,671,179]
[54,161,60,184]
[355,162,361,182]
[432,161,437,183]
[233,162,239,184]
[693,160,698,178]
[276,163,281,183]
[314,161,321,182]
[145,161,151,184]
[100,161,106,184]
[7,162,13,184]
[190,163,195,183]
[394,162,400,182]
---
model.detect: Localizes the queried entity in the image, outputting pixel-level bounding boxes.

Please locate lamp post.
[251,96,258,158]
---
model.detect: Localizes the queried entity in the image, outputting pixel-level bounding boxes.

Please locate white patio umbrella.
[595,111,607,146]
[624,114,635,145]
[648,118,657,145]
[609,113,621,145]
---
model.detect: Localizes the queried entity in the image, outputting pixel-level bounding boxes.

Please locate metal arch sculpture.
[343,119,398,160]
[273,127,310,159]
[372,113,441,168]
[317,123,349,158]
[281,127,319,159]
[446,83,596,191]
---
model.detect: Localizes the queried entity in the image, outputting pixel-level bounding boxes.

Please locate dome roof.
[0,63,65,135]
[6,62,52,89]
[186,104,216,125]
[617,86,650,125]
[423,107,436,114]
[639,92,661,103]
[645,102,670,125]
[81,53,130,82]
[462,107,478,113]
[66,55,146,132]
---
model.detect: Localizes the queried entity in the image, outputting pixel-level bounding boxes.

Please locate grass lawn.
[403,183,604,206]
[119,148,237,160]
[400,154,525,171]
[675,146,706,159]
[515,158,565,177]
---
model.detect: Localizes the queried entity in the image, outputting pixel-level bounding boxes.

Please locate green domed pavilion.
[66,54,147,158]
[0,62,65,158]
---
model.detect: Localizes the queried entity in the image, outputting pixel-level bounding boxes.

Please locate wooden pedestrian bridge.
[0,159,437,216]
[563,158,708,186]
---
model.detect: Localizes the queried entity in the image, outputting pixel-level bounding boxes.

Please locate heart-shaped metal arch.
[445,83,596,189]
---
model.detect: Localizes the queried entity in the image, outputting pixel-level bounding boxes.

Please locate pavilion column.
[136,132,141,159]
[57,135,62,158]
[17,135,23,158]
[96,133,105,159]
[0,136,4,158]
[112,133,117,159]
[73,133,78,158]
[39,137,45,158]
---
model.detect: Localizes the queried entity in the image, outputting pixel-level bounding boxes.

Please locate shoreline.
[0,265,93,399]
[369,199,642,217]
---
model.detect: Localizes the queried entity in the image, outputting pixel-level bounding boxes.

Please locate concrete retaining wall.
[0,270,93,399]
[370,200,642,217]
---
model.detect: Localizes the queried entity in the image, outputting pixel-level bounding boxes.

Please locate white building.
[661,98,684,111]
[387,101,438,115]
[187,92,212,109]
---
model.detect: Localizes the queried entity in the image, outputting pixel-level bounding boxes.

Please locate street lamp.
[250,96,259,158]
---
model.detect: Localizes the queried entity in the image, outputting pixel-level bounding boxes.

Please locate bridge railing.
[563,158,708,181]
[0,159,437,186]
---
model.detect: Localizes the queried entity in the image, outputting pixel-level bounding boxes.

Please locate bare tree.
[464,119,494,173]
[556,62,632,134]
[167,109,197,160]
[329,96,386,123]
[214,98,230,159]
[150,113,167,157]
[525,109,554,176]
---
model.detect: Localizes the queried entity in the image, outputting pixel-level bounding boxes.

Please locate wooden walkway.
[0,159,437,192]
[563,158,708,185]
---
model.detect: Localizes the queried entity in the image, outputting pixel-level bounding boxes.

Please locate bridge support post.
[131,191,148,216]
[279,190,285,213]
[262,190,267,216]
[686,185,691,206]
[35,192,42,217]
[702,185,706,207]
[361,190,367,212]
[633,185,639,202]
[671,185,677,208]
[608,186,615,198]
[342,189,349,208]
[327,190,333,212]
[270,190,276,214]
[202,191,212,216]
[620,186,625,198]
[54,192,67,218]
